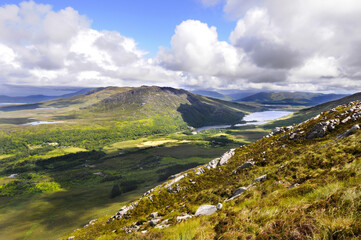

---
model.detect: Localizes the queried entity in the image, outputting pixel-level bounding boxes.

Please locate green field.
[0,86,283,239]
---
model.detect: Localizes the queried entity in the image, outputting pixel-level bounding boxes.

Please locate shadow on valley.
[0,143,229,239]
[177,94,245,128]
[0,103,41,112]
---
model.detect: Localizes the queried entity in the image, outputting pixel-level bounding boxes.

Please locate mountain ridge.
[239,91,347,106]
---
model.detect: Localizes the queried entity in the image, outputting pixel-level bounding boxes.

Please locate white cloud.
[157,20,257,79]
[1,0,361,94]
[0,1,187,90]
[193,0,361,92]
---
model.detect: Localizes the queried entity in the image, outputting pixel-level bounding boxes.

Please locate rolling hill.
[63,98,361,240]
[238,92,347,106]
[0,88,92,104]
[266,92,361,128]
[191,90,233,101]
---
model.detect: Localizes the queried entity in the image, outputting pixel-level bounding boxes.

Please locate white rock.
[195,205,217,216]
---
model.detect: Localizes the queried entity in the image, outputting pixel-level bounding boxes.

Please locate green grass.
[60,101,361,240]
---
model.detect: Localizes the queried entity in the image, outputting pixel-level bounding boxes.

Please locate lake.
[22,121,65,126]
[196,111,292,132]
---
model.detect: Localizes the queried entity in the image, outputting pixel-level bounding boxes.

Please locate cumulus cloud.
[191,0,361,92]
[0,1,187,90]
[1,0,361,94]
[158,20,251,77]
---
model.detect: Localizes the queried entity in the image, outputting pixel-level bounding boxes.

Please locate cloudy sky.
[0,0,361,96]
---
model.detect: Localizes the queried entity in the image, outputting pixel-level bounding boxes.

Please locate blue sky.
[2,0,236,56]
[0,0,360,95]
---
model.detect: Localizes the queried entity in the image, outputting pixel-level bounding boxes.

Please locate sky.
[0,0,361,96]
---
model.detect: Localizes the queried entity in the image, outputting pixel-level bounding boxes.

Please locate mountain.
[238,91,347,106]
[85,86,260,128]
[0,88,93,104]
[219,89,261,101]
[63,99,361,240]
[0,86,263,152]
[191,90,233,101]
[266,92,361,128]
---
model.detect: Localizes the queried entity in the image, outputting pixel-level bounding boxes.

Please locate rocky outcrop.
[337,124,360,139]
[205,149,236,169]
[232,160,255,174]
[227,187,248,201]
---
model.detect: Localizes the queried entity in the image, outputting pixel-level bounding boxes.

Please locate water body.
[196,111,292,132]
[22,121,65,126]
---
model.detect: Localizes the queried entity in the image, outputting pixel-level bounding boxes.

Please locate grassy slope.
[239,92,346,106]
[265,92,361,128]
[63,101,361,240]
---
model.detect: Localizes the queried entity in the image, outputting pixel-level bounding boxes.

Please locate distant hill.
[0,88,92,104]
[265,92,361,128]
[0,86,262,128]
[239,91,347,106]
[191,90,233,101]
[86,86,261,127]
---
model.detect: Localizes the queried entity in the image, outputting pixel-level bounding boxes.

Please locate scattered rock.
[195,205,217,216]
[195,167,205,175]
[176,214,193,222]
[8,173,18,178]
[155,219,170,229]
[149,212,158,218]
[164,173,187,191]
[149,218,161,227]
[227,187,248,201]
[306,122,329,139]
[205,149,235,169]
[232,160,255,174]
[337,124,360,139]
[252,174,267,184]
[67,237,75,240]
[216,203,223,210]
[288,183,300,189]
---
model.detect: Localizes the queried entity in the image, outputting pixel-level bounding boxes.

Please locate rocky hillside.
[266,92,361,128]
[239,91,347,106]
[63,101,361,239]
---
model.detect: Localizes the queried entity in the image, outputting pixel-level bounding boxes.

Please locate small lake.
[196,111,292,132]
[22,121,65,126]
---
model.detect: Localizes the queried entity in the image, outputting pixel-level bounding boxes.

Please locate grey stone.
[229,187,247,199]
[252,174,267,184]
[195,205,217,216]
[149,212,158,218]
[149,218,161,227]
[216,203,223,210]
[306,122,329,139]
[205,149,235,169]
[337,124,360,139]
[176,214,193,222]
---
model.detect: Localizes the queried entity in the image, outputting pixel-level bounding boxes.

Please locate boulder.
[218,149,236,166]
[149,218,161,227]
[195,205,217,216]
[149,212,158,218]
[176,214,193,222]
[229,187,248,200]
[306,122,329,139]
[337,124,360,139]
[252,174,267,184]
[205,149,235,169]
[216,203,223,210]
